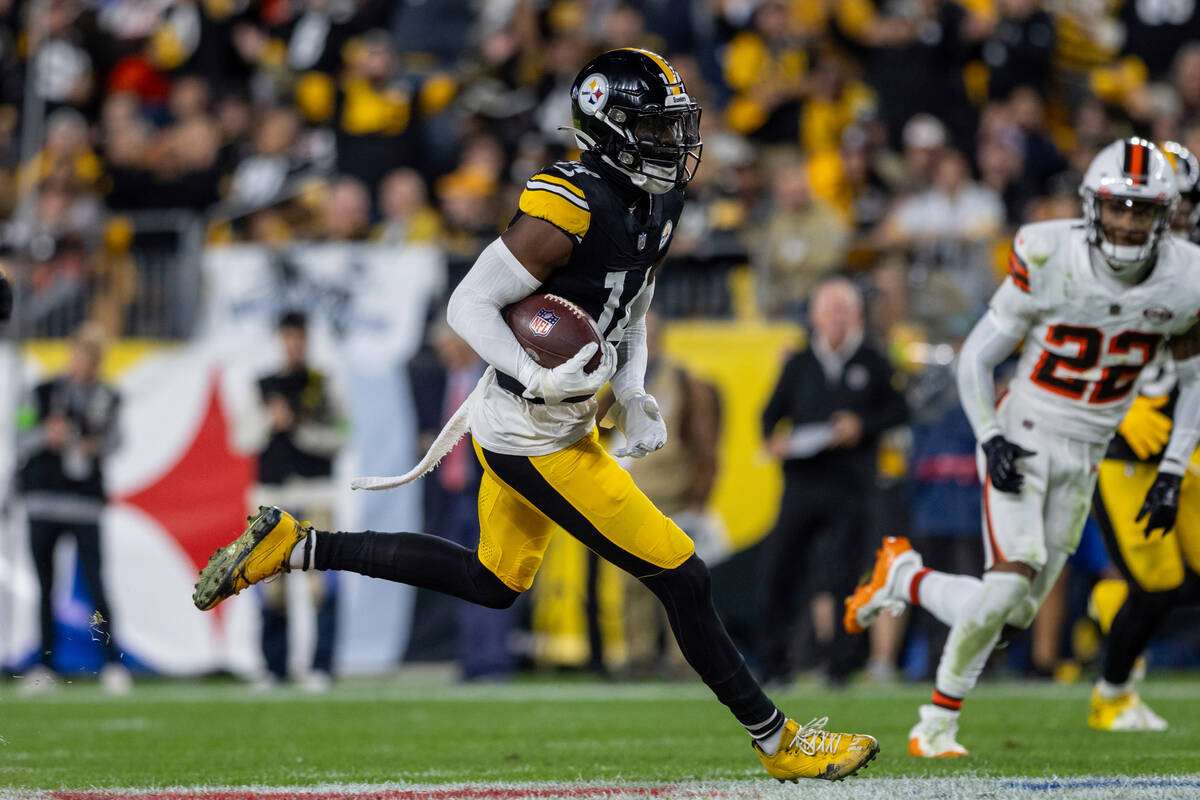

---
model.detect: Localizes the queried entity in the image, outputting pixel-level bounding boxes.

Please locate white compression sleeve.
[956,311,1025,443]
[610,281,654,404]
[447,237,543,383]
[1160,355,1200,475]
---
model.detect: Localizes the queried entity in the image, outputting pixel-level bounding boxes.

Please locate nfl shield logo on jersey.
[638,232,648,250]
[530,308,560,336]
[1144,305,1174,323]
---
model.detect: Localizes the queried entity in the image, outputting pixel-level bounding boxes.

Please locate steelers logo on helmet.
[577,73,609,117]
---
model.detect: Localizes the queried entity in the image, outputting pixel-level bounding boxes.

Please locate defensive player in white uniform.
[844,138,1200,756]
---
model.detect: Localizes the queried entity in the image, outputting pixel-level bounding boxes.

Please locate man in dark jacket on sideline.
[17,323,128,694]
[759,276,908,686]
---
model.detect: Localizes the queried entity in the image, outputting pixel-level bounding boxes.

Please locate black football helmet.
[1163,140,1200,244]
[570,48,701,194]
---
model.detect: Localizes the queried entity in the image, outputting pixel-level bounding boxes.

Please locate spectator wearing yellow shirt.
[297,31,453,196]
[18,109,103,197]
[373,168,441,246]
[723,1,810,142]
[799,52,877,158]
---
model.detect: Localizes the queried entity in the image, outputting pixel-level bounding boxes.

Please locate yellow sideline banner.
[661,319,804,550]
[21,338,173,381]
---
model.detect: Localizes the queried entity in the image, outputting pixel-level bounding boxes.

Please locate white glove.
[611,393,667,458]
[519,340,617,404]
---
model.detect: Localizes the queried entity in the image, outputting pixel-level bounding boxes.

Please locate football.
[502,293,604,372]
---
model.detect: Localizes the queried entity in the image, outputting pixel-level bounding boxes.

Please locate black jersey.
[512,156,685,344]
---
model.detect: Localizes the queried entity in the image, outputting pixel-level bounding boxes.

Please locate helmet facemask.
[1082,191,1176,280]
[575,103,702,195]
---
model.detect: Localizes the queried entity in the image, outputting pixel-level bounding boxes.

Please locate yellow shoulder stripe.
[519,188,591,239]
[531,173,586,200]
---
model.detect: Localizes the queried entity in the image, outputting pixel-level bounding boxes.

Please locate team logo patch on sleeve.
[578,73,609,116]
[530,308,560,336]
[659,220,673,250]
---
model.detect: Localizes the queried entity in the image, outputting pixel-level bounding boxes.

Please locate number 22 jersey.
[989,219,1200,444]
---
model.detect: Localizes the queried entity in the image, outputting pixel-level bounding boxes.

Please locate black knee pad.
[639,554,712,605]
[466,556,520,609]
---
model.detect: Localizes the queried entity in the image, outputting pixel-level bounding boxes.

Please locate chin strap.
[563,126,676,195]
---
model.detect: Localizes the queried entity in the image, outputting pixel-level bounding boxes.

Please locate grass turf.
[3,674,1200,789]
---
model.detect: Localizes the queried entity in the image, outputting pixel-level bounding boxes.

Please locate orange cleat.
[843,537,922,634]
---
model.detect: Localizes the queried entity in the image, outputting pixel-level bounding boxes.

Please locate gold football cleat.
[193,506,310,611]
[1088,687,1168,731]
[754,717,879,781]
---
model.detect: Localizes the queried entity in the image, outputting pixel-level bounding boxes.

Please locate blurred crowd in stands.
[0,0,1197,336]
[3,0,1200,685]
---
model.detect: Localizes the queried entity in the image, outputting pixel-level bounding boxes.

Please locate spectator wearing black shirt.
[981,0,1055,101]
[17,323,129,695]
[244,311,346,690]
[758,277,908,686]
[840,0,983,151]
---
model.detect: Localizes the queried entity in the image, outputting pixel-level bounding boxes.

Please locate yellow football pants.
[1093,454,1200,592]
[472,428,695,592]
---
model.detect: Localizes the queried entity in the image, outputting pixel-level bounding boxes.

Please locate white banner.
[0,242,445,676]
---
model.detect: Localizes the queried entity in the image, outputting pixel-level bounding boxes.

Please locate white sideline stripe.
[4,679,1199,706]
[9,776,1200,800]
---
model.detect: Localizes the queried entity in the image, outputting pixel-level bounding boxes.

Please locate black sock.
[313,530,519,609]
[1103,587,1175,685]
[641,555,781,730]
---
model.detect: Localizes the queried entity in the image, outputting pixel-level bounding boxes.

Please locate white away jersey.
[989,220,1200,444]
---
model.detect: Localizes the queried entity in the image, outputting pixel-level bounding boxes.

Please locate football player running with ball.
[193,49,878,782]
[1086,141,1200,731]
[844,138,1200,757]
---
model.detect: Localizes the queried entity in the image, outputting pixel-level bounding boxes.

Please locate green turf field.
[3,674,1200,792]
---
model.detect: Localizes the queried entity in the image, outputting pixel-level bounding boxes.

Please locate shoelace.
[785,716,843,757]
